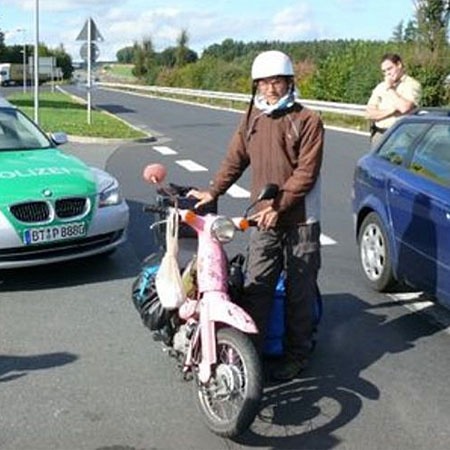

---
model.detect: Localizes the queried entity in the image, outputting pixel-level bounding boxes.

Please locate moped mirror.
[256,183,279,201]
[244,183,279,217]
[143,163,167,184]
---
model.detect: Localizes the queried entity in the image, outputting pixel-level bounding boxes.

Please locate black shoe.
[270,356,309,382]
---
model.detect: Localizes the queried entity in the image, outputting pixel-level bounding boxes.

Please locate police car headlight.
[211,217,235,243]
[99,180,122,207]
[91,167,123,207]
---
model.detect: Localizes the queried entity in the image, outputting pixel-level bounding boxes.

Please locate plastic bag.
[155,208,186,309]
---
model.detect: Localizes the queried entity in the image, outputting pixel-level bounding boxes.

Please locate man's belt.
[374,125,387,133]
[370,122,387,136]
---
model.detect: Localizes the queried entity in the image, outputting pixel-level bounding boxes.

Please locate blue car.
[352,109,450,308]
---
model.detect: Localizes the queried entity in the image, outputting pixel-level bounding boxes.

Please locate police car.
[0,97,129,268]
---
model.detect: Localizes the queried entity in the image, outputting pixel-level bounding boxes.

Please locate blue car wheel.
[358,212,396,291]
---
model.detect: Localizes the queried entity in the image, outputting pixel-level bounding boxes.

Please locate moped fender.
[201,291,258,333]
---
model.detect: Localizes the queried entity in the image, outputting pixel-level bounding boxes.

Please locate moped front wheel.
[193,327,263,438]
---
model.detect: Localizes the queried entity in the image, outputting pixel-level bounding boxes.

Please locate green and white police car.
[0,97,129,268]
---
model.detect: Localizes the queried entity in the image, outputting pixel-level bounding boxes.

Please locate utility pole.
[16,28,27,93]
[34,0,39,124]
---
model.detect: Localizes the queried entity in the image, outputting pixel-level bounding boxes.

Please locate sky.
[0,0,418,62]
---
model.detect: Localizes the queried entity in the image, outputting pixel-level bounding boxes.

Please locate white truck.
[0,62,56,86]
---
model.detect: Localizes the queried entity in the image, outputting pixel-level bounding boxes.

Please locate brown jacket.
[209,102,324,225]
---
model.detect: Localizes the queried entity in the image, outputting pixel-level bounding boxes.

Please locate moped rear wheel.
[193,327,263,437]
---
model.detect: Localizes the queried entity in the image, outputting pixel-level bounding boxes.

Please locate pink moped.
[138,163,279,437]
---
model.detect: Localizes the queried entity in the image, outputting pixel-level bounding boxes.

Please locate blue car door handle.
[389,186,399,194]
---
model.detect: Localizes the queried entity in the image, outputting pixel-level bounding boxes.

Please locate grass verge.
[6,91,147,139]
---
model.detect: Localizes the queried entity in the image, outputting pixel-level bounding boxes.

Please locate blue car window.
[410,124,450,186]
[376,122,429,166]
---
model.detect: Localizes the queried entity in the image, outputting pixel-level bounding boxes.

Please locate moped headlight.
[211,217,235,243]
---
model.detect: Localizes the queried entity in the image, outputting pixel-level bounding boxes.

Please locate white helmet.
[251,50,294,80]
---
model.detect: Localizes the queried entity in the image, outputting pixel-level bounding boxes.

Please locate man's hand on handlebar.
[248,205,278,230]
[187,189,215,209]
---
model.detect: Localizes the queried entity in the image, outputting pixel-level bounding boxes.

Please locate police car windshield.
[0,108,52,151]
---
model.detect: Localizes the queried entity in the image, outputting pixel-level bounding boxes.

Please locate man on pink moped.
[189,50,324,381]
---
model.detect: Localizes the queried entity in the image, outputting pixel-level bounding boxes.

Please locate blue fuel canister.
[263,273,286,356]
[263,274,323,356]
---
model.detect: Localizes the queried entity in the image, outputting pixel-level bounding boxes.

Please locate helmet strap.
[245,82,258,131]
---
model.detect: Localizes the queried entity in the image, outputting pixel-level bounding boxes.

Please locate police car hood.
[0,148,96,206]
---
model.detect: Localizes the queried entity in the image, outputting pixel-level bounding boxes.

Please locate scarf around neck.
[254,89,298,115]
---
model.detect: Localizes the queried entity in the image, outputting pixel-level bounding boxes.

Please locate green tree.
[404,19,418,41]
[392,21,404,42]
[410,0,450,105]
[132,37,156,80]
[203,38,247,61]
[53,44,73,79]
[311,40,392,103]
[0,30,5,58]
[116,46,134,63]
[158,47,177,67]
[175,29,197,67]
[414,0,450,52]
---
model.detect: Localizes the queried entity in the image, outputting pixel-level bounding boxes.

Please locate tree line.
[116,0,450,106]
[0,32,74,80]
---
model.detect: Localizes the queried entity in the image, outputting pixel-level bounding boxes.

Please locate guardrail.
[97,82,367,117]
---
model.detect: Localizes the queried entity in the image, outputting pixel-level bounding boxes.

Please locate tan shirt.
[208,103,324,226]
[367,74,421,129]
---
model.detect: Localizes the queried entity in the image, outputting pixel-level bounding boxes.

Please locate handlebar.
[144,203,260,230]
[143,204,167,215]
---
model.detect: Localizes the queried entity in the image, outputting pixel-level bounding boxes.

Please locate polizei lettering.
[0,167,72,179]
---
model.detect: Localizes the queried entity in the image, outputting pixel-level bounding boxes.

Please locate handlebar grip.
[143,204,166,214]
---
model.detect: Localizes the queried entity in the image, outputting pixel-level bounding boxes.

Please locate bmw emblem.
[43,189,53,198]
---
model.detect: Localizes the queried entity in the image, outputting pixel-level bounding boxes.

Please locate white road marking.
[175,159,208,172]
[388,292,450,335]
[153,145,177,155]
[389,291,428,306]
[226,184,251,198]
[320,234,336,246]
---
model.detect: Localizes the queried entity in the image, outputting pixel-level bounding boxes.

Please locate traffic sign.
[76,18,104,42]
[80,42,100,63]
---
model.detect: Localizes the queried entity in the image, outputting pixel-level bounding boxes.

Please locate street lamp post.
[34,0,39,124]
[16,28,27,93]
[22,46,26,93]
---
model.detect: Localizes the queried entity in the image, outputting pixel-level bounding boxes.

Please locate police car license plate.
[24,222,87,245]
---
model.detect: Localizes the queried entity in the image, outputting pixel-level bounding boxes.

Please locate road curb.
[67,135,156,144]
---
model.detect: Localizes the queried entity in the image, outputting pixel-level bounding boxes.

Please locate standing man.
[188,50,324,381]
[366,53,422,144]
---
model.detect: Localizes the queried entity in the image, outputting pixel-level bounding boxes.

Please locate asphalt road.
[0,86,449,450]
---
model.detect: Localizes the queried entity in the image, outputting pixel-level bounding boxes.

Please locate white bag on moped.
[155,208,186,309]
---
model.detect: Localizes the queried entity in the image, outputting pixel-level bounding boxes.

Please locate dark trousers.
[241,222,321,359]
